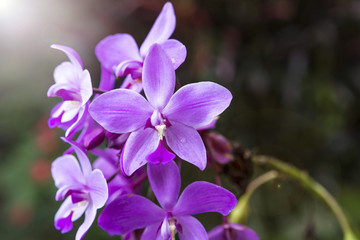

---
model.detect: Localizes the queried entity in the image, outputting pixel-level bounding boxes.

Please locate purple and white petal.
[163,82,232,128]
[54,197,88,233]
[95,33,141,71]
[51,62,80,93]
[61,137,92,176]
[87,169,108,208]
[139,2,176,57]
[160,39,186,69]
[51,44,83,69]
[64,104,88,138]
[98,194,165,235]
[75,202,97,240]
[160,218,171,239]
[122,128,159,176]
[173,181,237,216]
[78,69,93,105]
[54,197,76,233]
[89,89,153,134]
[143,44,175,110]
[51,154,85,188]
[177,215,208,240]
[147,161,180,211]
[164,121,206,170]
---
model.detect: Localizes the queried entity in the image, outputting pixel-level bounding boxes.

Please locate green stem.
[229,170,279,223]
[251,155,357,240]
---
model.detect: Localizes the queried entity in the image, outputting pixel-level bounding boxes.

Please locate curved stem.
[251,155,357,240]
[229,170,279,223]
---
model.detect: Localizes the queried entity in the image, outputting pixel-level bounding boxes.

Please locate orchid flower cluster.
[47,2,259,240]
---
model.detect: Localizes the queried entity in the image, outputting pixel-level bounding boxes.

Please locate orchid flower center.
[150,110,170,141]
[169,218,177,240]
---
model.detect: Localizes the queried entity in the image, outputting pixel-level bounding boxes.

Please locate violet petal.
[146,141,175,165]
[98,194,165,235]
[99,65,116,91]
[160,39,186,69]
[87,169,108,208]
[177,215,208,240]
[140,222,162,240]
[163,82,232,129]
[173,181,237,216]
[51,44,83,69]
[51,154,85,189]
[95,33,141,71]
[122,128,159,176]
[75,202,97,240]
[164,121,206,170]
[208,223,260,240]
[139,2,176,57]
[61,137,92,176]
[147,161,180,210]
[120,75,143,92]
[142,44,175,110]
[89,89,153,134]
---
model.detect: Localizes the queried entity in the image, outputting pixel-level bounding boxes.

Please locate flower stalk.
[230,154,358,240]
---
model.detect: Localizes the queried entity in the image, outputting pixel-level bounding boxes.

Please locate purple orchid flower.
[89,44,232,175]
[208,223,259,240]
[98,161,237,239]
[95,2,186,92]
[51,138,108,240]
[48,44,93,138]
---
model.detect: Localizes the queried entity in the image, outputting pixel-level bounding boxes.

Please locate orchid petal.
[95,33,141,71]
[64,104,88,138]
[120,75,143,92]
[61,137,92,176]
[160,39,186,69]
[140,2,176,57]
[98,194,165,235]
[87,169,108,208]
[141,222,162,240]
[143,44,175,110]
[75,202,97,240]
[78,69,92,105]
[98,65,116,91]
[89,89,153,134]
[208,223,260,240]
[173,181,237,216]
[160,218,171,239]
[147,161,180,210]
[51,62,80,93]
[146,141,175,165]
[122,128,159,176]
[163,82,232,128]
[177,215,208,240]
[115,60,142,78]
[51,154,85,188]
[54,197,75,233]
[54,197,87,232]
[60,102,81,123]
[51,44,83,69]
[164,121,206,170]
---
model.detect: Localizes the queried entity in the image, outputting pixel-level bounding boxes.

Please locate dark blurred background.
[0,0,359,239]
